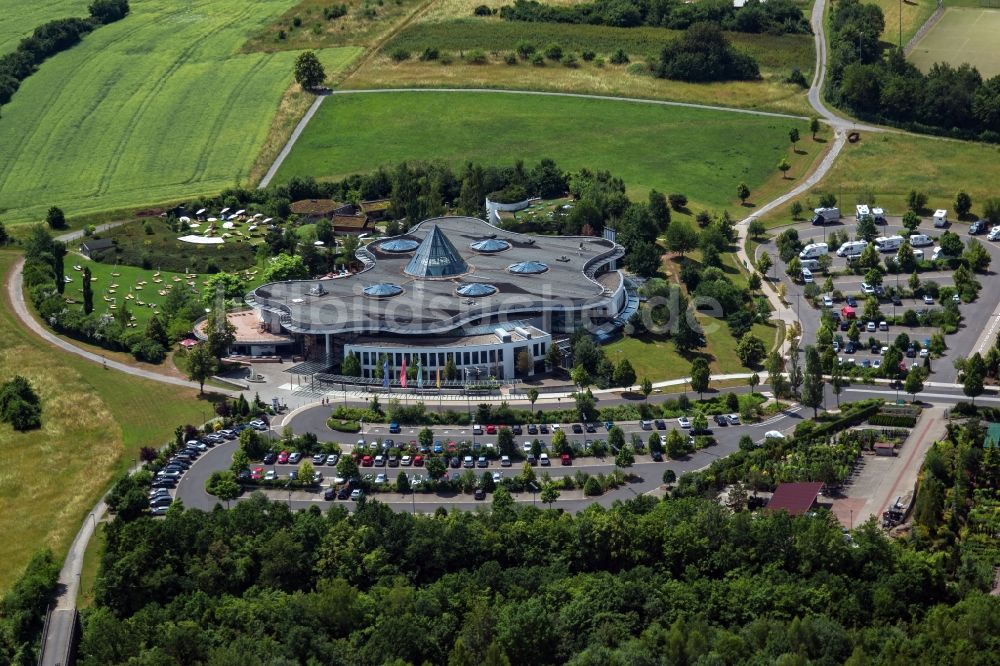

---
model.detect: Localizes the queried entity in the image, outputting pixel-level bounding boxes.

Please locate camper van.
[872,207,887,224]
[856,204,870,219]
[837,240,867,257]
[874,236,903,252]
[799,258,821,270]
[909,234,932,247]
[811,207,840,225]
[933,209,948,228]
[799,243,829,259]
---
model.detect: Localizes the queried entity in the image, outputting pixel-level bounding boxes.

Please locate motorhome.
[909,234,932,247]
[933,209,948,228]
[874,235,903,252]
[836,240,867,257]
[872,207,887,224]
[855,204,870,219]
[799,243,829,259]
[800,258,821,270]
[811,207,840,225]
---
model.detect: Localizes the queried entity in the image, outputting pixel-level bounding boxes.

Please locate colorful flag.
[382,357,389,388]
[416,357,423,389]
[401,356,408,389]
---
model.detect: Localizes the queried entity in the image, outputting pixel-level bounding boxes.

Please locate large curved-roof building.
[245,216,625,382]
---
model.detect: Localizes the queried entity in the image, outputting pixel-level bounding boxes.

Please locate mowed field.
[0,0,90,55]
[275,91,812,208]
[0,0,361,226]
[0,250,214,592]
[759,132,1000,226]
[908,8,1000,77]
[347,0,816,115]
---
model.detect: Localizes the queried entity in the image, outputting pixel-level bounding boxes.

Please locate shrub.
[440,54,453,65]
[504,53,517,65]
[593,56,605,67]
[466,49,488,64]
[473,4,492,15]
[132,339,166,364]
[324,4,348,20]
[562,53,578,68]
[516,42,535,59]
[544,43,563,61]
[292,16,302,27]
[391,48,410,62]
[868,414,917,427]
[786,68,808,87]
[610,48,629,65]
[419,47,439,61]
[668,193,687,210]
[581,50,596,61]
[583,476,602,496]
[531,53,545,66]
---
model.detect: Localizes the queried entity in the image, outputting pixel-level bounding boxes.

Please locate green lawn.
[908,7,1000,77]
[0,250,216,593]
[0,0,360,227]
[276,91,811,208]
[872,0,937,47]
[0,0,90,55]
[759,132,1000,226]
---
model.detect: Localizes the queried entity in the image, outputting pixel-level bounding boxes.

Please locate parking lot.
[756,212,1000,382]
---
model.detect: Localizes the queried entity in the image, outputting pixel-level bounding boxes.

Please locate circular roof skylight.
[470,239,511,253]
[507,261,549,274]
[456,283,498,297]
[379,238,419,253]
[363,283,403,298]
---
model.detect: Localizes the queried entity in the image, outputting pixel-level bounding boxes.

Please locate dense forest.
[827,0,1000,141]
[499,0,811,34]
[80,442,1000,666]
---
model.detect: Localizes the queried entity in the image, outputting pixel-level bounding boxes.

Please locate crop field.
[0,0,90,55]
[0,0,360,226]
[275,91,812,208]
[908,8,1000,77]
[759,132,1000,227]
[347,18,815,114]
[0,250,213,593]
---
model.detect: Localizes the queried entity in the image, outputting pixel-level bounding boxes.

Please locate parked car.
[846,295,857,307]
[326,454,339,466]
[289,452,303,464]
[763,430,785,440]
[714,414,728,426]
[361,455,373,467]
[726,414,741,426]
[474,488,486,501]
[654,419,666,430]
[640,420,653,430]
[823,295,834,308]
[486,424,497,434]
[264,470,277,481]
[312,453,326,465]
[923,294,934,304]
[677,416,691,429]
[970,219,985,235]
[251,466,264,480]
[324,487,337,500]
[651,450,663,462]
[539,453,550,466]
[373,455,385,467]
[585,423,597,433]
[413,455,424,466]
[866,321,876,332]
[463,455,474,468]
[511,424,522,435]
[450,457,461,468]
[277,451,290,464]
[477,456,488,468]
[350,489,363,501]
[560,453,571,465]
[539,424,549,434]
[527,424,538,434]
[401,455,412,466]
[500,455,512,467]
[572,423,583,433]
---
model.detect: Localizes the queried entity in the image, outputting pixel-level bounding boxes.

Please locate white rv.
[872,207,887,224]
[909,234,932,247]
[837,240,868,257]
[856,204,871,219]
[799,242,829,259]
[874,236,904,252]
[933,209,948,228]
[811,207,840,225]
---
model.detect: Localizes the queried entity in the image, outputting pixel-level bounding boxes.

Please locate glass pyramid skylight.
[404,225,468,278]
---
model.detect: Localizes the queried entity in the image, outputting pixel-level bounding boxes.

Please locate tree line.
[0,0,130,108]
[827,0,1000,141]
[499,0,810,34]
[76,485,1000,665]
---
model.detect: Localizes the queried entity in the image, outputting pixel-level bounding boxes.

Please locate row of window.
[351,341,549,369]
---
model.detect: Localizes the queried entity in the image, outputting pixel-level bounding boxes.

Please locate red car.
[413,455,424,466]
[447,441,457,451]
[361,455,373,467]
[251,466,264,480]
[561,453,572,466]
[486,424,497,435]
[277,450,290,464]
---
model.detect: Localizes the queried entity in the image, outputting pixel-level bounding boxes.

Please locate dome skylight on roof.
[456,283,498,297]
[507,261,549,274]
[363,283,403,298]
[379,238,419,253]
[470,239,511,253]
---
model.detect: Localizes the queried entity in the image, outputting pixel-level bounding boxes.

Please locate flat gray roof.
[248,216,623,335]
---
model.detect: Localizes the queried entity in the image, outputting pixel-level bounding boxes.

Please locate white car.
[880,346,889,355]
[923,294,934,304]
[988,226,1000,241]
[677,416,691,429]
[522,441,532,452]
[919,348,929,358]
[401,455,412,466]
[952,294,961,303]
[873,359,882,369]
[861,283,875,295]
[763,430,785,440]
[823,295,834,308]
[374,473,387,485]
[931,246,943,261]
[866,321,876,332]
[492,471,503,483]
[878,321,888,331]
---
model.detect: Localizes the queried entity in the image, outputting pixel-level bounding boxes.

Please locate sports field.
[908,7,1000,77]
[275,91,812,209]
[0,0,89,55]
[0,0,360,226]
